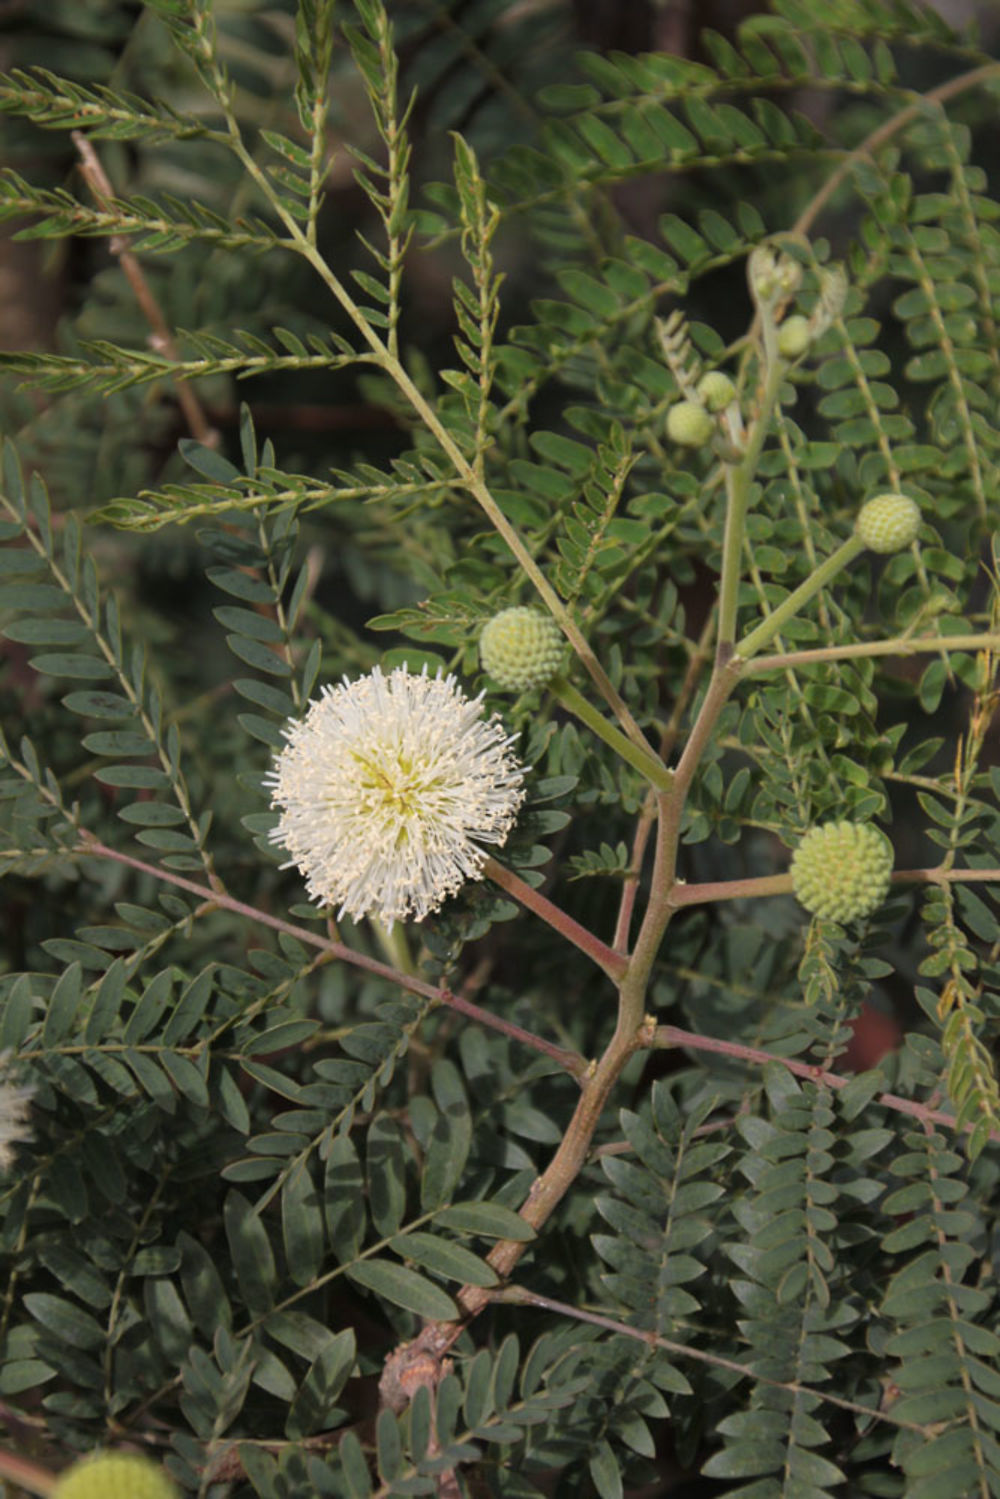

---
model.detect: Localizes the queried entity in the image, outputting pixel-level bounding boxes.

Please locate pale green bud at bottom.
[53,1453,179,1499]
[666,400,714,447]
[777,314,812,358]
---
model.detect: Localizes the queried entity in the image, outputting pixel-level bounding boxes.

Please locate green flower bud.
[791,822,893,923]
[748,247,802,306]
[480,606,563,692]
[53,1453,179,1499]
[696,371,736,412]
[777,315,812,359]
[856,493,921,554]
[666,399,714,447]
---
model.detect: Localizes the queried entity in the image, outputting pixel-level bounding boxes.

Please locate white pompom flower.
[267,666,526,927]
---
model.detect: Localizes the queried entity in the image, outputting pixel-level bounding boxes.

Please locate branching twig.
[653,1023,997,1142]
[76,837,586,1076]
[72,132,218,447]
[492,1286,934,1436]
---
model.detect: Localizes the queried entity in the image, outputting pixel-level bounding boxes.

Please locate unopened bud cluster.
[666,400,714,447]
[856,493,921,554]
[749,248,847,362]
[53,1453,179,1499]
[480,606,563,691]
[665,371,736,448]
[697,371,736,412]
[791,822,893,923]
[777,315,812,359]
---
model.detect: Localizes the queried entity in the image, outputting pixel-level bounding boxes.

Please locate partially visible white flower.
[267,666,526,927]
[0,1055,34,1172]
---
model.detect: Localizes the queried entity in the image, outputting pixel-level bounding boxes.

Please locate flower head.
[53,1452,178,1499]
[856,492,921,554]
[267,666,525,926]
[790,821,893,923]
[666,399,714,448]
[0,1055,33,1173]
[480,607,563,692]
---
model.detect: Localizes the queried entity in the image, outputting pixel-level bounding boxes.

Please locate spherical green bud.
[480,607,563,692]
[856,493,921,554]
[790,822,893,923]
[53,1453,179,1499]
[666,400,714,447]
[777,315,812,359]
[696,371,736,412]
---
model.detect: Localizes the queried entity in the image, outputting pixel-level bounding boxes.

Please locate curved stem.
[717,356,787,647]
[494,1286,932,1435]
[793,62,1000,239]
[215,103,655,758]
[72,133,218,449]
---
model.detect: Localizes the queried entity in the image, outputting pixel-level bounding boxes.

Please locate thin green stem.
[717,355,786,646]
[371,918,416,976]
[351,324,654,755]
[670,873,794,906]
[736,534,865,659]
[743,632,1000,674]
[551,676,672,791]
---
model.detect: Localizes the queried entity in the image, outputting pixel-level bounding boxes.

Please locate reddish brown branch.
[654,1024,996,1142]
[0,1448,55,1497]
[76,837,586,1076]
[670,865,1000,908]
[72,132,218,447]
[493,1286,932,1435]
[483,857,628,981]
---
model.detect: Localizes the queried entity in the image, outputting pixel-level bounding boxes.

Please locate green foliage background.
[3,1,1000,1495]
